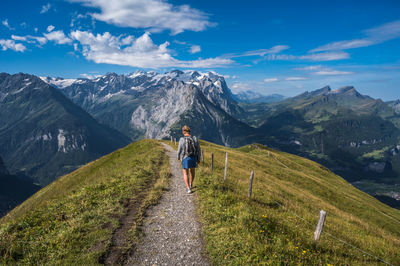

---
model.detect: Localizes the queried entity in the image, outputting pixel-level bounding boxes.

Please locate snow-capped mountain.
[42,70,248,144]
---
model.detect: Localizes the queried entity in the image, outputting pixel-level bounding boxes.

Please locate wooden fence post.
[211,153,214,173]
[201,150,204,163]
[170,136,173,143]
[248,170,254,199]
[314,210,327,241]
[174,138,176,146]
[224,152,228,180]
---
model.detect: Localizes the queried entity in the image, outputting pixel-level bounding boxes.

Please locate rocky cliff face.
[0,73,130,185]
[43,70,248,145]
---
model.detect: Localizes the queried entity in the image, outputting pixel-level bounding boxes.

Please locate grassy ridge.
[181,140,400,265]
[0,139,169,265]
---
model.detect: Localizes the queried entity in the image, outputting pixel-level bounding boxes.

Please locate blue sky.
[1,0,400,100]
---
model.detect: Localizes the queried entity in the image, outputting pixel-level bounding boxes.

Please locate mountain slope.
[1,139,399,264]
[247,86,400,205]
[0,140,169,264]
[0,73,130,185]
[191,141,400,265]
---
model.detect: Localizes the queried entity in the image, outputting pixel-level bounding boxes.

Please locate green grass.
[0,139,170,265]
[169,140,400,265]
[2,138,400,265]
[361,147,390,160]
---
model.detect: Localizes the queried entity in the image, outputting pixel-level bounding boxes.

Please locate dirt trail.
[126,142,209,265]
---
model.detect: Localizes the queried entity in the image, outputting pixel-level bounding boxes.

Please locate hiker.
[177,125,201,194]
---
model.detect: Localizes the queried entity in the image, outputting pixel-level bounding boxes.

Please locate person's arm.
[195,137,201,163]
[177,138,183,160]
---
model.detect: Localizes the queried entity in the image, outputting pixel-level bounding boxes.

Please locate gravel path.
[126,143,210,266]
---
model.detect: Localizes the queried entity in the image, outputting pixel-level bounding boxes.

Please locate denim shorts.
[182,156,197,169]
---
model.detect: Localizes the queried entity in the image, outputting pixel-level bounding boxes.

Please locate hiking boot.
[187,188,192,194]
[189,183,193,189]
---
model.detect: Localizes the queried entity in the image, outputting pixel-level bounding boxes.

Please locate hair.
[182,125,191,133]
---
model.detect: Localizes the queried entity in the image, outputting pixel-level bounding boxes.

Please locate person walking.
[177,125,201,194]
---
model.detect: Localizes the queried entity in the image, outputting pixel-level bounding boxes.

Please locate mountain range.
[1,70,400,213]
[42,70,251,146]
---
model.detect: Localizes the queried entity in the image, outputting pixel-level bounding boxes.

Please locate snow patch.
[0,92,8,102]
[11,82,32,94]
[57,129,67,153]
[104,91,125,100]
[42,133,52,141]
[98,85,107,91]
[40,77,78,89]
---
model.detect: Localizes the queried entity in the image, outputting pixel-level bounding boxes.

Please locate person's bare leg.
[182,169,190,189]
[189,168,195,187]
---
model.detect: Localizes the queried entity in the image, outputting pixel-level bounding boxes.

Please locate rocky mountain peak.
[330,86,364,98]
[312,85,332,96]
[1,73,54,96]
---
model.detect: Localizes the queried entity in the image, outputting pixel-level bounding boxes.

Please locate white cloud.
[67,0,213,34]
[264,76,308,82]
[0,39,26,52]
[265,51,349,61]
[313,70,354,76]
[70,30,233,68]
[44,30,72,44]
[264,78,278,82]
[47,25,55,32]
[190,44,201,54]
[11,35,27,42]
[2,19,14,30]
[40,3,52,14]
[70,12,92,28]
[174,40,187,45]
[231,82,253,93]
[285,76,308,81]
[298,51,349,61]
[310,20,400,52]
[293,65,322,71]
[80,73,102,79]
[12,34,47,45]
[294,65,355,76]
[226,45,290,58]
